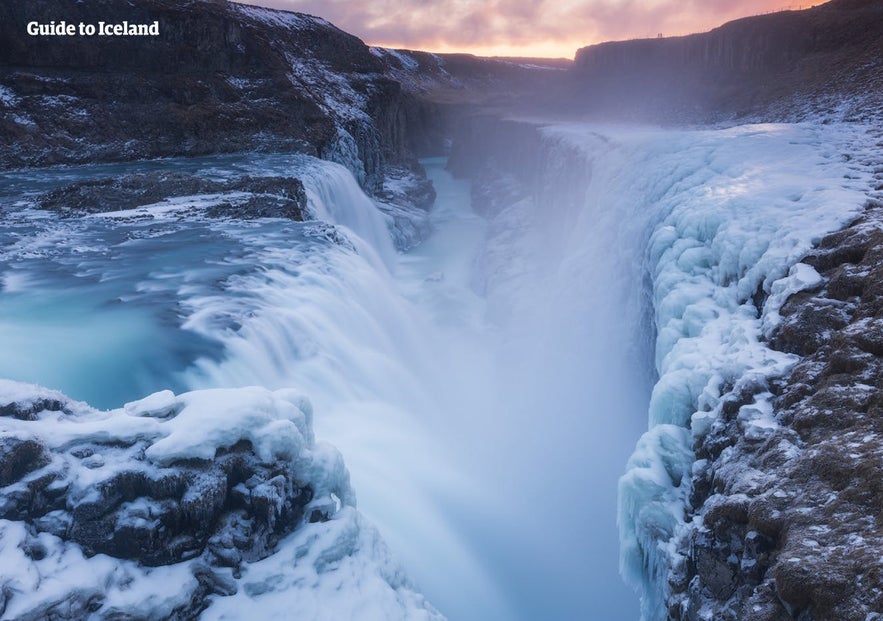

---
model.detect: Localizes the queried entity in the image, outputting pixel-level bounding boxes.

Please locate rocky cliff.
[669,137,883,621]
[0,381,443,620]
[446,110,883,621]
[368,3,883,618]
[0,0,437,203]
[0,0,575,239]
[570,0,883,122]
[4,1,883,619]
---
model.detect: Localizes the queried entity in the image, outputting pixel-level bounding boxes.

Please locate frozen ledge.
[0,380,443,620]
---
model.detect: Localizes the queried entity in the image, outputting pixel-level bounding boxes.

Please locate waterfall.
[180,140,655,619]
[0,120,872,621]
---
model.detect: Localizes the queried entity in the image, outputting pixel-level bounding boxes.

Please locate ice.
[321,128,368,186]
[762,262,824,336]
[1,116,876,620]
[0,519,199,620]
[180,160,514,621]
[472,119,876,619]
[0,385,328,491]
[0,379,436,620]
[202,508,443,621]
[552,121,876,619]
[619,423,693,597]
[0,152,498,618]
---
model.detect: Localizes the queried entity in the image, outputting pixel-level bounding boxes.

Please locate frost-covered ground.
[451,117,877,620]
[0,380,442,620]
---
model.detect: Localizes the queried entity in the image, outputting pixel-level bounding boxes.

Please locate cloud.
[247,0,820,57]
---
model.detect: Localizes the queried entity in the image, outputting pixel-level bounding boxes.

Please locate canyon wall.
[570,0,883,122]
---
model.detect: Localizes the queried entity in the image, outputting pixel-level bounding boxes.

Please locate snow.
[2,111,877,620]
[479,119,877,619]
[0,380,438,620]
[232,4,325,31]
[538,121,876,620]
[0,519,199,621]
[0,85,20,107]
[0,153,441,621]
[284,52,371,126]
[124,389,178,418]
[0,378,74,412]
[762,262,823,336]
[170,159,514,621]
[142,387,312,466]
[229,4,385,186]
[202,507,443,621]
[0,384,326,491]
[87,192,250,220]
[370,47,420,72]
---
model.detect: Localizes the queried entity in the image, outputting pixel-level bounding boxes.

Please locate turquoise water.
[0,153,387,409]
[0,222,221,407]
[0,153,643,621]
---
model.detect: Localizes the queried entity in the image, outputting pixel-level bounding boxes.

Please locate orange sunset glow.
[249,0,826,58]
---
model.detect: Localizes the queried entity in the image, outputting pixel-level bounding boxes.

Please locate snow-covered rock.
[0,380,443,620]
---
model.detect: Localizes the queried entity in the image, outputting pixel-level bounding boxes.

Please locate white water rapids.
[0,120,872,620]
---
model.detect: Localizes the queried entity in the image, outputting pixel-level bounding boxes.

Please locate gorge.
[1,1,882,620]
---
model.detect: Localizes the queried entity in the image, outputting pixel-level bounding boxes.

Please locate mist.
[161,149,653,620]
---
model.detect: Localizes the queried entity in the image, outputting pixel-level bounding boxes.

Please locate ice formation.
[0,152,445,620]
[0,379,442,620]
[587,123,875,619]
[1,107,876,621]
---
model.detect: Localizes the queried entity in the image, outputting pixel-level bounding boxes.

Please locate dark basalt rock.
[36,171,308,220]
[0,378,374,621]
[0,404,320,575]
[0,0,467,251]
[0,0,334,168]
[0,396,68,421]
[768,295,854,356]
[0,0,444,211]
[0,437,50,487]
[674,198,883,619]
[570,0,883,123]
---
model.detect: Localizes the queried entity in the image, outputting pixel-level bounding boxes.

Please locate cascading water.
[0,119,872,621]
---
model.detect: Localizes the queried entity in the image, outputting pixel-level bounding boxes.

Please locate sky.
[249,0,824,58]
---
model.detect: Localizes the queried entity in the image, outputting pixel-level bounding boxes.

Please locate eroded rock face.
[35,172,308,220]
[0,382,356,618]
[673,198,883,620]
[0,0,453,250]
[0,0,435,199]
[570,0,883,123]
[0,390,319,570]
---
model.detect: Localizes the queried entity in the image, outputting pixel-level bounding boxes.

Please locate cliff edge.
[571,0,883,122]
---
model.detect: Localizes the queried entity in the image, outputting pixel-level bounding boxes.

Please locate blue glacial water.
[0,150,646,621]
